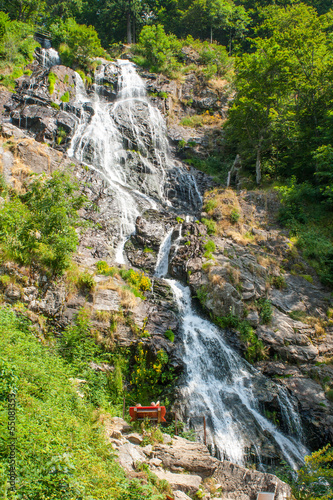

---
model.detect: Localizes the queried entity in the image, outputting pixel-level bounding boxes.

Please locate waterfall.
[154,239,307,469]
[68,59,307,469]
[68,60,200,261]
[39,48,61,68]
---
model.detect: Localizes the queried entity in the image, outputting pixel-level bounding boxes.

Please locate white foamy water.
[68,60,200,260]
[166,278,308,468]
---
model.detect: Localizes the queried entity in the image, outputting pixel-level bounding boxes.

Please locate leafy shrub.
[201,218,217,235]
[0,274,10,286]
[230,208,241,223]
[0,15,39,90]
[56,126,67,145]
[131,342,175,405]
[78,271,96,290]
[119,268,152,292]
[0,170,87,274]
[272,275,287,289]
[257,298,273,324]
[60,91,70,102]
[294,444,333,499]
[134,24,182,75]
[48,71,57,94]
[214,313,268,363]
[164,329,175,342]
[49,18,104,70]
[204,199,217,212]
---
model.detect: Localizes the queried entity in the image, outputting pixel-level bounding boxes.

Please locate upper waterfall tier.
[68,60,202,260]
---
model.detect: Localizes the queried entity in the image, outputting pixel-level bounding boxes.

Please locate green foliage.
[196,285,208,306]
[143,246,154,253]
[230,208,240,223]
[56,125,67,144]
[134,24,182,75]
[204,239,216,259]
[50,101,60,110]
[164,329,175,342]
[96,260,118,276]
[60,90,70,102]
[201,217,217,235]
[131,342,175,405]
[0,170,87,274]
[293,444,333,499]
[271,275,287,290]
[204,199,217,212]
[0,306,166,499]
[49,18,104,70]
[314,145,333,206]
[48,71,57,94]
[0,15,39,90]
[256,298,273,324]
[214,313,268,363]
[119,268,152,292]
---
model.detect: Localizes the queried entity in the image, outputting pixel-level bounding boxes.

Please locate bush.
[201,217,217,235]
[60,91,70,102]
[204,239,216,259]
[48,71,57,94]
[0,15,39,89]
[214,313,268,363]
[49,18,104,70]
[230,208,241,223]
[0,170,87,274]
[164,329,175,342]
[294,444,333,499]
[257,298,273,324]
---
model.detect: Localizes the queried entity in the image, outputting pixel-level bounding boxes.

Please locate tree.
[225,4,333,184]
[294,444,333,499]
[226,40,289,183]
[208,0,250,53]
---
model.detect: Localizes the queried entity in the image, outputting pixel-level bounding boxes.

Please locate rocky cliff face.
[0,53,332,496]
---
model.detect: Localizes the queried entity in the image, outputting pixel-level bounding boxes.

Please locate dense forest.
[1,1,333,499]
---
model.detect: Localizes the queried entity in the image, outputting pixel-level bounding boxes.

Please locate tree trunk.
[127,11,132,44]
[256,145,262,185]
[133,17,136,44]
[210,26,213,44]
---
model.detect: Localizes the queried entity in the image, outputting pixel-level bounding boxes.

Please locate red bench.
[129,406,166,423]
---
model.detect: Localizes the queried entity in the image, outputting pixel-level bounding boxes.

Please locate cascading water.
[69,59,307,470]
[37,48,61,68]
[68,60,201,261]
[153,231,308,469]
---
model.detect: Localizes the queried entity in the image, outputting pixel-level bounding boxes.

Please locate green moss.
[48,71,57,95]
[164,329,175,342]
[50,102,60,110]
[201,218,216,235]
[60,91,70,102]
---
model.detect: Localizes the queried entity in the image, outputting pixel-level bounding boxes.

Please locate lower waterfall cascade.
[67,59,308,470]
